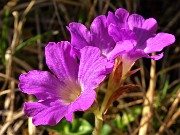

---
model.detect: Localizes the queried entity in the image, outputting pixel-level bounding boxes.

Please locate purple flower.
[67,15,130,61]
[68,8,175,76]
[19,41,110,126]
[107,8,175,75]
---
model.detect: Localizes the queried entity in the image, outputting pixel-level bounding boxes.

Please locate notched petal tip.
[90,15,107,30]
[67,22,78,31]
[93,14,106,20]
[46,42,57,48]
[67,22,81,32]
[115,8,129,12]
[68,22,87,31]
[18,71,33,93]
[18,73,26,83]
[128,14,145,30]
[129,14,144,20]
[115,8,129,19]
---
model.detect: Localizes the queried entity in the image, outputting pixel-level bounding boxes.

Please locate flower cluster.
[19,8,175,126]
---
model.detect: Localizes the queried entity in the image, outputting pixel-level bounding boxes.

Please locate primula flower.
[67,15,131,62]
[19,41,110,126]
[68,8,175,76]
[107,8,175,75]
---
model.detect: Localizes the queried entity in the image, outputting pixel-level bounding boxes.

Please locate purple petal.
[78,46,110,90]
[24,99,68,126]
[65,89,96,122]
[128,15,158,49]
[108,24,136,42]
[125,49,164,62]
[45,42,78,81]
[130,51,164,60]
[135,18,158,48]
[115,8,129,20]
[142,18,158,34]
[107,8,129,28]
[19,70,61,100]
[107,40,135,60]
[67,22,91,49]
[90,15,115,55]
[148,53,164,60]
[108,24,121,42]
[144,33,175,53]
[128,14,145,31]
[107,11,117,26]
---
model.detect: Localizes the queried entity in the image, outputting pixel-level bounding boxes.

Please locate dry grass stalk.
[0,111,24,135]
[157,90,180,135]
[138,57,156,135]
[117,99,143,109]
[53,0,67,39]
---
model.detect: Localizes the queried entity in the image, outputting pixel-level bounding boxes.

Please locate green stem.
[99,90,113,115]
[93,89,113,135]
[93,116,103,135]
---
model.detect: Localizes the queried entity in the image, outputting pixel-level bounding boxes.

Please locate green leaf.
[101,124,112,135]
[116,106,142,131]
[46,118,93,135]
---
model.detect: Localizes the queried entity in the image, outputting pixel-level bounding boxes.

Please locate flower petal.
[107,11,117,26]
[67,22,91,49]
[90,15,115,55]
[107,8,129,28]
[24,99,67,126]
[19,70,61,100]
[135,18,158,48]
[125,49,164,62]
[78,46,110,90]
[108,24,136,42]
[142,18,158,34]
[144,33,175,53]
[65,89,96,122]
[128,14,145,31]
[148,53,164,60]
[107,40,135,60]
[45,41,78,81]
[128,14,156,49]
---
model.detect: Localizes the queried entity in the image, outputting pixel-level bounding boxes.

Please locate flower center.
[59,80,82,104]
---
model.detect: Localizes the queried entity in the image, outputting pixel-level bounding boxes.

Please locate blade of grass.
[14,30,59,55]
[162,77,170,100]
